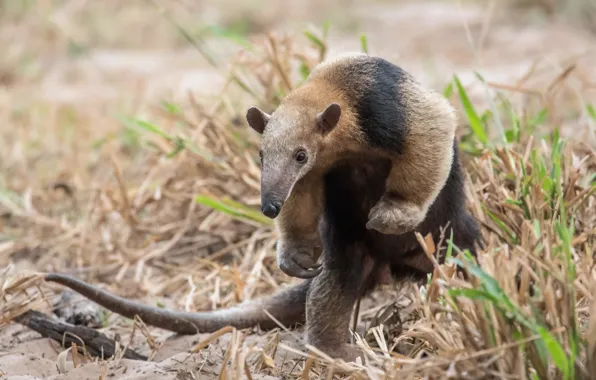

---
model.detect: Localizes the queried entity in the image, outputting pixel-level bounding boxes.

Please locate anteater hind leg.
[304,243,370,362]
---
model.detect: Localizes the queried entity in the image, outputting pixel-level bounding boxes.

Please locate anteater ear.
[316,103,341,135]
[246,107,271,134]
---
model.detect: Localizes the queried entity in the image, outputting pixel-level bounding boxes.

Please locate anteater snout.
[261,201,281,219]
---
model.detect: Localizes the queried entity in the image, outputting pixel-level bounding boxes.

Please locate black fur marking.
[319,139,481,292]
[327,56,409,154]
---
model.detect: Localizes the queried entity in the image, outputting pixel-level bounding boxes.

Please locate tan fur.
[274,173,325,275]
[365,79,456,234]
[248,53,457,279]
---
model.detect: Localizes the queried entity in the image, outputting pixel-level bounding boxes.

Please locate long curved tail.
[45,273,309,334]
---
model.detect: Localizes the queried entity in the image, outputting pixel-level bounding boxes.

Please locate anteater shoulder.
[310,54,417,154]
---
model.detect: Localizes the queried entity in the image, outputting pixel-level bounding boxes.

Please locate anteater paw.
[307,343,365,366]
[366,198,425,235]
[277,244,322,279]
[339,345,366,364]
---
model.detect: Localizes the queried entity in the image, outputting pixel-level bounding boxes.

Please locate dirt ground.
[1,0,595,379]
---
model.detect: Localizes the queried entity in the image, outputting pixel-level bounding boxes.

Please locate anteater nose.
[261,202,280,218]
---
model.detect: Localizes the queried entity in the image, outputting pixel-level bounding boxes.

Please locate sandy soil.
[1,1,595,379]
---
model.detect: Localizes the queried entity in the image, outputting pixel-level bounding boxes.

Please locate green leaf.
[119,116,217,163]
[484,207,518,243]
[443,81,453,99]
[299,61,311,81]
[304,30,326,52]
[124,117,170,139]
[100,310,110,328]
[528,108,548,127]
[166,137,186,158]
[537,326,570,378]
[161,101,182,115]
[195,195,273,226]
[448,288,498,303]
[453,259,503,301]
[204,25,253,49]
[322,20,331,40]
[505,198,523,206]
[453,75,489,146]
[360,34,368,53]
[505,129,516,144]
[480,109,493,125]
[587,104,596,120]
[533,219,541,237]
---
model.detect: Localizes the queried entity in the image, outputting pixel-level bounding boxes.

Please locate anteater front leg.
[275,175,325,279]
[366,131,455,236]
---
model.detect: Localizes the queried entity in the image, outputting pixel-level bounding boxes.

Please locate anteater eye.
[295,149,307,163]
[258,150,263,161]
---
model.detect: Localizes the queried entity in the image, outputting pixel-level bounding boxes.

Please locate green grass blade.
[161,101,182,115]
[322,21,331,40]
[220,197,275,223]
[528,108,548,127]
[304,30,326,53]
[195,195,273,226]
[204,25,253,50]
[119,116,218,163]
[483,207,518,243]
[537,326,570,379]
[453,75,489,146]
[443,81,453,99]
[448,288,498,303]
[123,117,171,140]
[360,34,368,53]
[587,104,596,120]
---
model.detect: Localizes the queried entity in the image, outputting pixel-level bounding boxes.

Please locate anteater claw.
[277,248,322,279]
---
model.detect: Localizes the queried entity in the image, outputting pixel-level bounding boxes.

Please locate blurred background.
[1,0,594,189]
[2,0,596,101]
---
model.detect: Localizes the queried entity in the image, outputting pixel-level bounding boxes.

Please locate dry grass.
[1,1,596,379]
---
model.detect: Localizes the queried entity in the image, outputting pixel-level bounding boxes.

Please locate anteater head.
[245,101,341,219]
